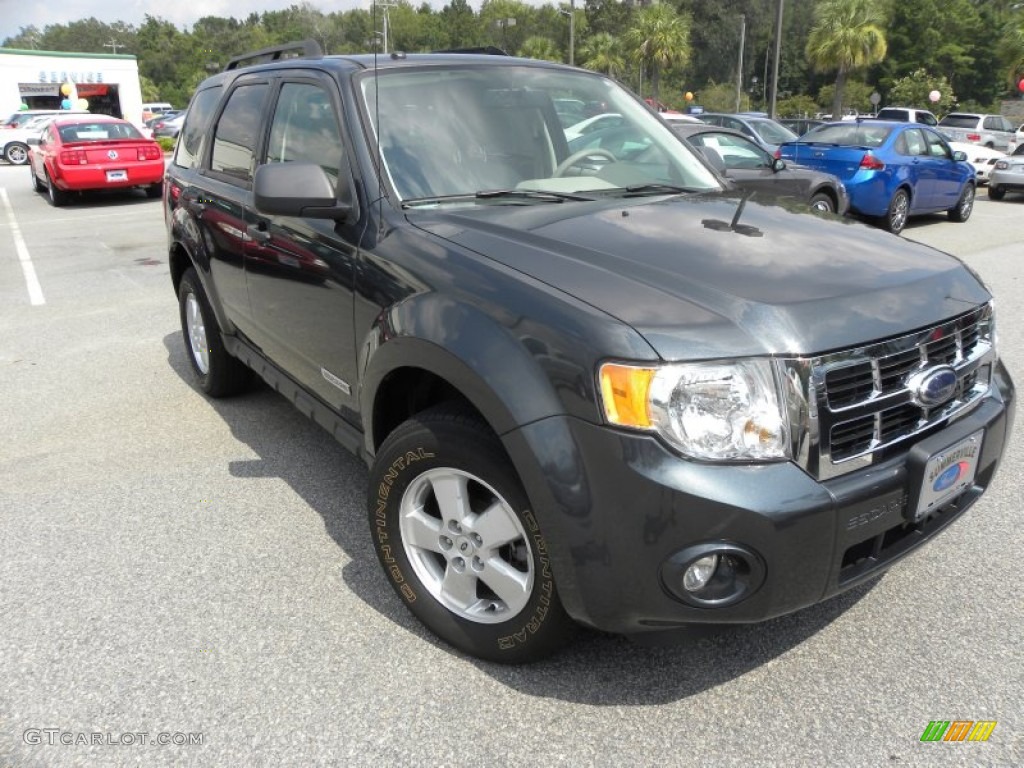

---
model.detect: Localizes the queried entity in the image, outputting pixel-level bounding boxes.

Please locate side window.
[210,83,270,182]
[983,116,998,131]
[901,129,926,156]
[174,85,223,169]
[923,130,949,158]
[265,82,343,181]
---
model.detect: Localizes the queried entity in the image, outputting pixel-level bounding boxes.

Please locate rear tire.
[988,185,1005,201]
[5,142,29,165]
[45,170,69,207]
[948,184,974,222]
[177,268,251,397]
[883,188,909,234]
[368,404,574,663]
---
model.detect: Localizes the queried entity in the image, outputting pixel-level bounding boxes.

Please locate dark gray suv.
[163,42,1015,662]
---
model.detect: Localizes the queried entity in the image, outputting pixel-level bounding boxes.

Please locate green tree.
[519,36,561,62]
[816,80,875,115]
[805,0,887,119]
[887,68,956,114]
[579,32,624,76]
[997,23,1024,92]
[623,4,692,103]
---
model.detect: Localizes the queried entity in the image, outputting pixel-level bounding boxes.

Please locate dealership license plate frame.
[106,170,127,182]
[913,430,984,521]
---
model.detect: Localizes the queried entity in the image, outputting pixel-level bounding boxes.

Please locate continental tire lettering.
[498,508,555,650]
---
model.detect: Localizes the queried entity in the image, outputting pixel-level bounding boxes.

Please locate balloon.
[18,102,28,110]
[1018,78,1024,93]
[61,82,73,96]
[75,98,89,110]
[684,91,694,102]
[928,89,940,103]
[61,98,72,109]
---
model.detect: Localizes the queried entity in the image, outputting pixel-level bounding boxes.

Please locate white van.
[141,102,174,120]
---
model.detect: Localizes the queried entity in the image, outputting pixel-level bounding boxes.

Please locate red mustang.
[29,114,165,206]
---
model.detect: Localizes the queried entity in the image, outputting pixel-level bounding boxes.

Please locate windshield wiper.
[474,188,595,202]
[618,183,698,197]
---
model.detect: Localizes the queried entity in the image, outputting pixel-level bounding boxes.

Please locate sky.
[0,0,440,47]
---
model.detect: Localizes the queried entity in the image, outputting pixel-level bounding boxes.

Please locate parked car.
[873,107,938,126]
[779,118,825,136]
[165,44,1012,663]
[660,112,703,126]
[141,102,175,121]
[937,113,1017,152]
[987,143,1024,200]
[1,114,60,165]
[777,120,975,234]
[694,112,799,153]
[945,140,1006,185]
[145,110,180,128]
[672,123,848,214]
[563,112,625,141]
[28,115,165,206]
[152,112,186,139]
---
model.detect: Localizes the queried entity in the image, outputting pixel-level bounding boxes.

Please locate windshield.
[58,121,143,142]
[359,63,720,204]
[938,115,981,128]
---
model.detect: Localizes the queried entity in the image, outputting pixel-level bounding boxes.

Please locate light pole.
[559,1,575,66]
[735,14,745,113]
[769,0,784,118]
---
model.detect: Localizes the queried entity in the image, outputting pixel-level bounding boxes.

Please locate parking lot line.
[0,188,45,306]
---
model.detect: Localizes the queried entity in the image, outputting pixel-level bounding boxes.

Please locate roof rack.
[225,40,323,72]
[431,46,509,56]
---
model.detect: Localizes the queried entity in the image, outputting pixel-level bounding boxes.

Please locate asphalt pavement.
[0,163,1021,767]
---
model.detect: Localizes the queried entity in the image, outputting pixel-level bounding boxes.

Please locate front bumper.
[503,361,1014,634]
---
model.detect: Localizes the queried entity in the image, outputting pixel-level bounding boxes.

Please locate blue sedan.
[777,121,976,234]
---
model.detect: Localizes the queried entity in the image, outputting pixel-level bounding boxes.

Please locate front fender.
[169,204,238,336]
[359,292,569,449]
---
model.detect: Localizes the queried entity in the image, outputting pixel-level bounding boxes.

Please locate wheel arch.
[361,295,569,456]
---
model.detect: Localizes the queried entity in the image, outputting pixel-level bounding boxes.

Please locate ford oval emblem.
[932,462,967,493]
[906,365,958,408]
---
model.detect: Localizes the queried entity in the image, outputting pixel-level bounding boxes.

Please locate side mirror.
[772,158,786,172]
[952,150,967,162]
[26,137,40,146]
[253,162,357,221]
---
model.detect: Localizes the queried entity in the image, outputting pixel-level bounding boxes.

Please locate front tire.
[809,191,835,214]
[883,188,910,234]
[177,268,251,397]
[948,183,974,222]
[368,405,574,663]
[30,165,45,192]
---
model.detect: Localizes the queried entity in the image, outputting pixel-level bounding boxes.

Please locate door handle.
[246,223,272,244]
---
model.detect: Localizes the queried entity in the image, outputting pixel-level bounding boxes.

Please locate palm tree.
[519,36,561,63]
[580,32,624,77]
[805,0,887,119]
[623,4,692,103]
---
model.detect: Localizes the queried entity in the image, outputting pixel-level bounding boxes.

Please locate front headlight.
[599,359,788,461]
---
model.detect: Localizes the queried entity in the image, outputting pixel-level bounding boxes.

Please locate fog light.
[683,555,719,592]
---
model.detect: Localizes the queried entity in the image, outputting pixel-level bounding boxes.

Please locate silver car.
[987,144,1024,200]
[938,113,1017,152]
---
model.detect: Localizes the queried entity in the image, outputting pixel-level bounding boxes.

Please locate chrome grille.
[786,304,995,479]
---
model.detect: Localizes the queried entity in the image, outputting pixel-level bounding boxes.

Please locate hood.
[409,192,990,360]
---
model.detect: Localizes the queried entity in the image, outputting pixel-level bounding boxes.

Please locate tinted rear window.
[938,115,981,128]
[799,124,892,147]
